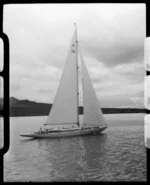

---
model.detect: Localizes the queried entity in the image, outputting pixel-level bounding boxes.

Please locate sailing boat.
[20,24,107,138]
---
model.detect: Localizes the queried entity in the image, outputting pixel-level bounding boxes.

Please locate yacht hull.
[20,126,107,138]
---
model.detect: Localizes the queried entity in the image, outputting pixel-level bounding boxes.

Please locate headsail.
[45,28,79,126]
[79,50,106,128]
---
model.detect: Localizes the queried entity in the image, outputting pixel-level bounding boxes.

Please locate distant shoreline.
[7,112,146,118]
[0,97,146,117]
[0,112,146,118]
[4,108,146,118]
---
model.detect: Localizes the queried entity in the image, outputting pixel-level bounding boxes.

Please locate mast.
[74,23,79,125]
[44,26,79,127]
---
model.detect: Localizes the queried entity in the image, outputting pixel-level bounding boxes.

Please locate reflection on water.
[35,134,107,181]
[3,114,146,181]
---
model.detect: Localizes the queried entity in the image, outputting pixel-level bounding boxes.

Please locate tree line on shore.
[0,97,146,117]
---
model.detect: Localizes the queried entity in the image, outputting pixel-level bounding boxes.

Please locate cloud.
[4,4,145,107]
[145,76,150,109]
[10,64,62,103]
[144,37,150,71]
[79,4,145,67]
[146,63,150,71]
[130,97,144,107]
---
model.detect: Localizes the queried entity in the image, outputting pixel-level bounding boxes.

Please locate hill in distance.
[0,97,146,117]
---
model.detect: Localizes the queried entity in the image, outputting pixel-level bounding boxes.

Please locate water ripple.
[4,114,146,182]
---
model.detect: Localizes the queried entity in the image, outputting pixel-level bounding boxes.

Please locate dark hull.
[20,126,107,138]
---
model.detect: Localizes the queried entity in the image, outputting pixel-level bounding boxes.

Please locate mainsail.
[45,25,106,129]
[45,28,79,126]
[79,50,106,128]
[20,25,108,139]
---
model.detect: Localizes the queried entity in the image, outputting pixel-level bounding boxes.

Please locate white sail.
[45,29,79,126]
[79,51,106,128]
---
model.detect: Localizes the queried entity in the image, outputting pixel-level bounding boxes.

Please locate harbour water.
[2,114,147,181]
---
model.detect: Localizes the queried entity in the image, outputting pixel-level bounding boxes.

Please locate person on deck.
[39,127,43,133]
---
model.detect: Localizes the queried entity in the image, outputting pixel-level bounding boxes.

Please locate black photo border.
[0,0,149,184]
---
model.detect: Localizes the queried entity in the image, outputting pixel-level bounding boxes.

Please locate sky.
[145,37,150,71]
[2,3,146,108]
[145,76,150,109]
